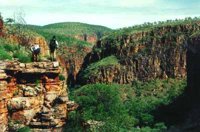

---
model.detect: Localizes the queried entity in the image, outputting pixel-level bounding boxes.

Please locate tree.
[13,9,27,35]
[4,10,32,47]
[5,18,15,25]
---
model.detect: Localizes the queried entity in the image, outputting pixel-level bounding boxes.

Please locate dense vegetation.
[0,38,31,62]
[65,78,186,131]
[40,22,111,36]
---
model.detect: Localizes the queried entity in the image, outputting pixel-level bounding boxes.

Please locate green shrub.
[67,84,136,131]
[13,50,31,63]
[17,126,31,132]
[0,38,31,62]
[59,74,66,81]
[3,43,19,52]
[0,48,12,60]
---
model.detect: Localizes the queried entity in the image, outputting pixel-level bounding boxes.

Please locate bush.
[66,84,137,131]
[59,74,66,81]
[0,48,12,60]
[3,43,19,52]
[67,78,186,131]
[0,38,31,62]
[17,126,31,132]
[13,50,31,63]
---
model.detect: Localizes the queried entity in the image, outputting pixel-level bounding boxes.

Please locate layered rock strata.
[0,61,69,132]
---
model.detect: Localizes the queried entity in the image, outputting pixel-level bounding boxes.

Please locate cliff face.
[57,45,92,86]
[74,34,98,44]
[77,22,200,84]
[0,17,3,37]
[186,36,200,97]
[0,61,70,132]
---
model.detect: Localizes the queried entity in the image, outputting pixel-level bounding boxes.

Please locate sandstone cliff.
[57,45,92,87]
[0,61,72,132]
[77,21,200,84]
[0,17,3,37]
[74,34,99,44]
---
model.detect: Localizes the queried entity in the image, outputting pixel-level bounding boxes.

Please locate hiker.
[31,44,40,62]
[49,36,59,61]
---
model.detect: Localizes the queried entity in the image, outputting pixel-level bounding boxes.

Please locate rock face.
[74,34,98,44]
[187,36,200,97]
[31,37,49,56]
[78,22,200,84]
[0,16,3,37]
[57,45,92,86]
[0,61,69,132]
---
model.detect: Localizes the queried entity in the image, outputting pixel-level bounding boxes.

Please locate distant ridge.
[27,22,112,36]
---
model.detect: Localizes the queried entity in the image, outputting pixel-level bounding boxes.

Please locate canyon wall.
[0,17,3,37]
[74,34,98,44]
[57,45,92,87]
[186,35,200,97]
[77,22,200,84]
[0,61,70,132]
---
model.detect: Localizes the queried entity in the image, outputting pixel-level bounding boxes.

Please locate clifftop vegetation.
[104,17,200,39]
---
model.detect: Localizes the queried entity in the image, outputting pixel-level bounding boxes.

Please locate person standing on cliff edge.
[49,36,59,61]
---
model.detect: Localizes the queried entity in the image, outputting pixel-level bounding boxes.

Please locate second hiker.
[49,36,59,61]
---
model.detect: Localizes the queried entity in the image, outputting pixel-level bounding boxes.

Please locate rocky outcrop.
[0,16,3,37]
[74,34,98,44]
[0,61,71,132]
[78,22,200,84]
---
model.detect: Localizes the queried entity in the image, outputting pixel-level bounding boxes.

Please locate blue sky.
[0,0,199,29]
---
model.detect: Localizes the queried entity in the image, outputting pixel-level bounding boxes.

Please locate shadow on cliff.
[154,41,200,131]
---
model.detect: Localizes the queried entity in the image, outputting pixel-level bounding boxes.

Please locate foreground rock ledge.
[0,61,72,132]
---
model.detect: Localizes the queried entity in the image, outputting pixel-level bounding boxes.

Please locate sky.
[0,0,200,29]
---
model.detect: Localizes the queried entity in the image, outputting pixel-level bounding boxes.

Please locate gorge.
[1,16,200,131]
